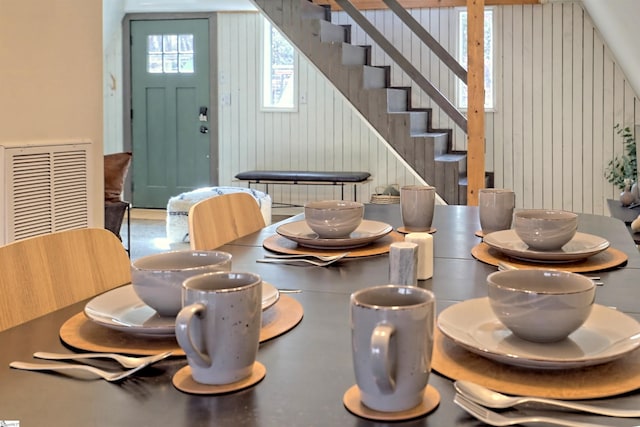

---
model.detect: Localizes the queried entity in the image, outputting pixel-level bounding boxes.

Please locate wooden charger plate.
[263,231,404,257]
[59,295,303,356]
[432,328,640,399]
[471,242,628,273]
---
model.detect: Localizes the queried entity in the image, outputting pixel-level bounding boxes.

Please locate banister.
[382,0,467,82]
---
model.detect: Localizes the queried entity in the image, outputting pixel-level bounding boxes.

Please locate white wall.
[103,1,639,214]
[217,13,421,205]
[103,0,126,154]
[102,4,421,206]
[335,3,639,214]
[2,0,104,225]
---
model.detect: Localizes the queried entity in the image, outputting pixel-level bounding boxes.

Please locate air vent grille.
[1,141,94,244]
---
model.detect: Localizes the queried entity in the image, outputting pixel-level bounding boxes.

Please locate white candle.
[405,232,433,280]
[389,241,418,286]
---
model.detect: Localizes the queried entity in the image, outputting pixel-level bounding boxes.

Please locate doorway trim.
[122,12,219,203]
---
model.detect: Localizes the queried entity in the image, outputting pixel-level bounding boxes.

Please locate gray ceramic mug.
[400,185,436,232]
[175,271,262,385]
[350,285,435,412]
[478,189,516,234]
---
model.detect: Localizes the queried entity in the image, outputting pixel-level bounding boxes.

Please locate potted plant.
[604,124,637,205]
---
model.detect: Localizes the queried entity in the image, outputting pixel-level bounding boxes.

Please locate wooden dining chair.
[188,192,266,250]
[0,228,132,331]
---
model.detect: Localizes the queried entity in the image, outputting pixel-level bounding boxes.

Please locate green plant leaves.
[604,124,637,191]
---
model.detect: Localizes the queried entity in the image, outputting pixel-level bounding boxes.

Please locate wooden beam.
[316,0,539,11]
[466,0,485,206]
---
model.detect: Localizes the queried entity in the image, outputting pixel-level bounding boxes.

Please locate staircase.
[251,0,470,204]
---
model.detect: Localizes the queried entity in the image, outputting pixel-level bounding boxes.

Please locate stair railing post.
[466,0,486,206]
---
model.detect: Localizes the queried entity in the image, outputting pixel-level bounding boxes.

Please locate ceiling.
[124,0,257,12]
[582,0,640,98]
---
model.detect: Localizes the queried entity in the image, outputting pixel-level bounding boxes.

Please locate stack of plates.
[275,220,393,250]
[483,230,610,263]
[84,283,281,336]
[437,298,640,369]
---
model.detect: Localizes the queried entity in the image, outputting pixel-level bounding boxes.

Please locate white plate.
[84,283,280,336]
[276,219,393,249]
[437,298,640,369]
[483,230,610,262]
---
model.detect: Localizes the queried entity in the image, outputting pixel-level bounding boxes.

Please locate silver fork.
[454,393,609,427]
[264,253,349,261]
[33,351,173,369]
[257,252,349,266]
[10,351,172,382]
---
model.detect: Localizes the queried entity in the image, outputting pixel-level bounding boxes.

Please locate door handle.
[200,126,208,134]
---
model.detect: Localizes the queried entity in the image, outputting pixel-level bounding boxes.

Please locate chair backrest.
[0,228,132,331]
[188,192,266,250]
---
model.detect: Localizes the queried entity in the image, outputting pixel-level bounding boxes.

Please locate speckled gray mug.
[479,189,516,235]
[400,185,436,232]
[350,285,435,412]
[176,271,262,385]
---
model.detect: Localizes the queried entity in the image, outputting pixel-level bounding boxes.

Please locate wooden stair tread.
[435,153,467,161]
[413,131,449,138]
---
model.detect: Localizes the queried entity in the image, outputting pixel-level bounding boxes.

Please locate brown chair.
[104,152,132,254]
[0,228,132,331]
[188,192,266,250]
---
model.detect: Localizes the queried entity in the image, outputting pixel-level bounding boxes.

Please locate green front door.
[130,19,213,208]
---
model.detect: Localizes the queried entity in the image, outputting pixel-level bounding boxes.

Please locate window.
[262,19,297,111]
[147,34,194,74]
[456,8,494,110]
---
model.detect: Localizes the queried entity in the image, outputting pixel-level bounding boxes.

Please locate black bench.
[235,170,371,202]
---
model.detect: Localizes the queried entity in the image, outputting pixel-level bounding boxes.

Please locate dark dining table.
[1,204,639,426]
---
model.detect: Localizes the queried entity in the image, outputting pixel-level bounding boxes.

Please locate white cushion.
[166,186,272,243]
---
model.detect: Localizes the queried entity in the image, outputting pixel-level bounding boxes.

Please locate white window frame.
[455,7,496,112]
[261,17,298,112]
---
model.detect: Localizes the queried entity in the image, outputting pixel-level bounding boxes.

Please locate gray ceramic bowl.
[487,269,595,343]
[304,200,364,238]
[131,250,232,317]
[513,209,578,250]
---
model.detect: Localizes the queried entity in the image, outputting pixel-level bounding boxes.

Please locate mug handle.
[370,322,396,394]
[175,303,212,368]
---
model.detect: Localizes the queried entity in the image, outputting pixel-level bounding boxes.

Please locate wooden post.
[466,0,485,206]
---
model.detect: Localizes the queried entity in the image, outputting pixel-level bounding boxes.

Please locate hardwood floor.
[120,209,295,260]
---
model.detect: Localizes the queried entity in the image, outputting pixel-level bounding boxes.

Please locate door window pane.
[179,34,194,53]
[147,34,194,74]
[148,54,163,73]
[163,35,178,53]
[163,54,179,73]
[179,54,194,73]
[148,35,163,53]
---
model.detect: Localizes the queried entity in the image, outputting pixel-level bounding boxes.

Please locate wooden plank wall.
[217,12,421,208]
[217,2,638,215]
[332,2,639,214]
